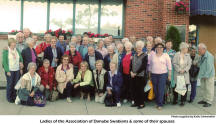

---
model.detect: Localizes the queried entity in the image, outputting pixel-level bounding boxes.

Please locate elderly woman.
[23,28,31,40]
[22,38,38,73]
[112,43,125,72]
[173,42,192,106]
[2,38,23,103]
[121,41,133,103]
[35,34,51,55]
[149,43,172,110]
[17,62,43,106]
[38,59,56,101]
[64,43,82,77]
[76,34,82,49]
[122,38,129,44]
[56,55,74,103]
[44,36,62,69]
[105,61,123,107]
[104,45,115,71]
[16,32,26,53]
[73,61,94,101]
[130,41,148,109]
[92,60,107,103]
[69,36,80,51]
[188,46,200,103]
[96,40,108,58]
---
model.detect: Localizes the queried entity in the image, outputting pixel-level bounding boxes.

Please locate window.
[23,0,47,33]
[1,0,124,37]
[75,0,99,34]
[0,0,21,32]
[100,0,123,36]
[49,0,73,31]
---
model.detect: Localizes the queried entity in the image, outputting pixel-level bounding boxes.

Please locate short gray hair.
[27,62,37,71]
[136,40,145,48]
[179,42,189,50]
[26,38,34,45]
[122,38,129,42]
[198,43,207,50]
[16,32,24,38]
[117,43,124,49]
[69,42,76,47]
[107,45,115,50]
[43,59,50,64]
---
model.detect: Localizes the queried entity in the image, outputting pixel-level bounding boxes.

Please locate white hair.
[124,41,133,49]
[136,40,145,48]
[122,38,129,42]
[155,37,162,43]
[26,37,34,45]
[179,42,189,50]
[107,45,115,50]
[16,32,24,38]
[117,43,123,49]
[27,62,37,71]
[198,43,207,50]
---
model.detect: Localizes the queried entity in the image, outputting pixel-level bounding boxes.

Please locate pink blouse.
[148,52,172,74]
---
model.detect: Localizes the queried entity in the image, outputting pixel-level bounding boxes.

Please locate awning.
[10,0,123,5]
[190,0,216,16]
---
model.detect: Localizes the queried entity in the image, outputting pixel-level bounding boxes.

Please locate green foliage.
[166,25,182,51]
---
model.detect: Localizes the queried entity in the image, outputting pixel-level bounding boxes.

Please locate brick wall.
[124,0,189,42]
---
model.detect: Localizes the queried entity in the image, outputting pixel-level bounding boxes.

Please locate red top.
[37,66,56,91]
[64,50,82,69]
[122,53,132,75]
[35,42,51,55]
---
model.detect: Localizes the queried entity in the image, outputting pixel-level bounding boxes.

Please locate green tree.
[166,25,182,51]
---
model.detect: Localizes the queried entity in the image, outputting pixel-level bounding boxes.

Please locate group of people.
[2,28,215,109]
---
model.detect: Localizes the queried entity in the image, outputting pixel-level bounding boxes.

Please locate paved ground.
[0,85,216,115]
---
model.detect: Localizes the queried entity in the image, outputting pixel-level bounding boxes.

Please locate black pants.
[122,74,133,101]
[173,84,188,102]
[62,82,73,97]
[80,85,94,94]
[132,76,146,106]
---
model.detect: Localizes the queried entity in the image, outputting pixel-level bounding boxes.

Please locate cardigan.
[92,68,107,93]
[73,70,94,87]
[18,72,41,101]
[64,50,82,69]
[55,64,74,94]
[104,71,123,91]
[37,66,56,91]
[131,52,148,77]
[44,46,62,66]
[21,47,38,73]
[173,52,192,85]
[2,48,23,72]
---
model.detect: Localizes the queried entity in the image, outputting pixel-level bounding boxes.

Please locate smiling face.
[70,45,76,53]
[59,35,65,42]
[166,42,172,50]
[81,64,87,72]
[156,44,164,54]
[110,63,116,72]
[51,38,57,48]
[62,56,69,65]
[29,66,36,74]
[96,62,103,71]
[43,61,50,68]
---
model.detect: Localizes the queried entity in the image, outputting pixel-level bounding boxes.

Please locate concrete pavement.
[0,86,216,115]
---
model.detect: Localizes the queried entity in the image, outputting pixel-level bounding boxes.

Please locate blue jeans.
[5,71,20,103]
[190,80,197,101]
[151,73,168,107]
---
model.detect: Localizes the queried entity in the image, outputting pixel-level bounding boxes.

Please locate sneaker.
[15,96,20,105]
[67,97,72,103]
[123,99,128,103]
[117,102,121,107]
[131,100,135,105]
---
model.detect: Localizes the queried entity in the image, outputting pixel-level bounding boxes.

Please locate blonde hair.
[80,61,89,69]
[136,40,145,48]
[8,38,16,46]
[95,60,104,66]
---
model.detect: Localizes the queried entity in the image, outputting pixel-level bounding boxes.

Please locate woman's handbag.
[50,90,59,102]
[104,94,116,107]
[33,91,46,107]
[148,81,155,100]
[175,76,187,96]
